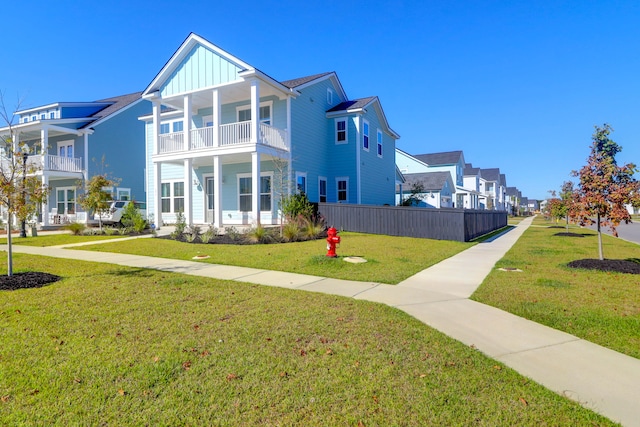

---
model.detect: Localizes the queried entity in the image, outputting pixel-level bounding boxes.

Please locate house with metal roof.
[0,92,151,227]
[141,33,399,228]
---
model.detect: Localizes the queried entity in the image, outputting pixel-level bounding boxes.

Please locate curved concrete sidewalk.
[7,218,640,426]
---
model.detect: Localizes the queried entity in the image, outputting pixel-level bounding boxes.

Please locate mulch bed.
[567,259,640,274]
[0,272,61,291]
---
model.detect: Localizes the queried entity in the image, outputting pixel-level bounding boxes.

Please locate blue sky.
[2,0,639,200]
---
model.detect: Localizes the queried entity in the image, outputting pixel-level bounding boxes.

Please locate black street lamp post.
[20,151,28,238]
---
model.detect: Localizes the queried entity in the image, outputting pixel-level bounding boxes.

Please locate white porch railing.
[219,121,252,146]
[43,154,83,172]
[159,122,289,154]
[0,154,82,173]
[159,132,184,153]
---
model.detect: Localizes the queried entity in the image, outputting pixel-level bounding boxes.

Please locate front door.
[205,177,214,223]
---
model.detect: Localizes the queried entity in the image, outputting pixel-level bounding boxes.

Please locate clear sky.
[2,0,639,200]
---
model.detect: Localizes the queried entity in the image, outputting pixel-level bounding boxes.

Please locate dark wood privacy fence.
[317,203,507,242]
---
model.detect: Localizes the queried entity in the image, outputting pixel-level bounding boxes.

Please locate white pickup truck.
[100,200,147,225]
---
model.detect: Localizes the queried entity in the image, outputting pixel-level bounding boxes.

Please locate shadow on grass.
[105,268,155,278]
[473,225,514,243]
[552,232,595,238]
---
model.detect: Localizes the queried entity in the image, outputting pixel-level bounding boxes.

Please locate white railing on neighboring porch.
[158,122,289,154]
[159,132,184,153]
[43,154,83,172]
[0,154,82,173]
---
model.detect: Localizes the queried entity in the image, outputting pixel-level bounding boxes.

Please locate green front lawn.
[74,232,472,284]
[0,234,129,247]
[0,254,614,426]
[472,223,640,359]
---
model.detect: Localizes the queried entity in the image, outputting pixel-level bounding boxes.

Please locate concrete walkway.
[7,218,640,426]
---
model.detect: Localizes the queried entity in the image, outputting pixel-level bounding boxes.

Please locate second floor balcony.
[2,154,83,174]
[158,121,288,155]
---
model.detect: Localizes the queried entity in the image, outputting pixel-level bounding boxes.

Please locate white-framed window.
[377,129,383,157]
[238,173,272,212]
[327,88,333,105]
[336,177,348,202]
[160,181,184,213]
[31,115,36,122]
[40,114,46,120]
[319,177,327,203]
[117,188,131,201]
[296,172,307,194]
[57,140,74,158]
[22,117,29,123]
[159,123,170,134]
[202,115,213,127]
[236,101,272,125]
[172,121,184,132]
[56,187,76,215]
[335,118,347,144]
[362,120,370,151]
[49,112,55,119]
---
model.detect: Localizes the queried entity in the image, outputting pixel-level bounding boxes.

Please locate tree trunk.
[7,207,13,277]
[597,212,604,261]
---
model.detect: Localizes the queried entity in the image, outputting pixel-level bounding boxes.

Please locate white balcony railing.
[158,122,289,154]
[43,154,83,172]
[0,154,82,173]
[159,132,184,153]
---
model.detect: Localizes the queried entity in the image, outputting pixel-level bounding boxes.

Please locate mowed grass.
[74,232,471,284]
[0,254,615,426]
[472,221,640,359]
[0,233,128,247]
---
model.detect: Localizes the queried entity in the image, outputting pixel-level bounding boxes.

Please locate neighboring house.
[462,163,482,209]
[398,171,454,208]
[0,92,150,227]
[396,149,477,208]
[141,33,399,228]
[479,168,507,211]
[506,186,522,215]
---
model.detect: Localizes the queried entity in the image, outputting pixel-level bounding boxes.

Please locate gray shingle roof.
[326,96,377,113]
[464,165,481,176]
[403,171,452,191]
[480,168,501,182]
[280,72,333,89]
[414,150,463,166]
[90,92,143,120]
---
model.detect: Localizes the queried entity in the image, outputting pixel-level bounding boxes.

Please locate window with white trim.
[57,140,74,158]
[49,112,55,119]
[336,177,348,202]
[172,121,184,132]
[319,177,327,203]
[159,123,170,134]
[238,174,272,212]
[363,120,370,151]
[40,114,46,120]
[237,102,272,125]
[56,187,76,214]
[335,118,347,144]
[160,181,184,213]
[377,129,383,157]
[296,172,307,194]
[31,115,36,122]
[117,188,131,201]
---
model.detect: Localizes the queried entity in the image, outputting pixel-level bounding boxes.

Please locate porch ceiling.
[161,80,286,112]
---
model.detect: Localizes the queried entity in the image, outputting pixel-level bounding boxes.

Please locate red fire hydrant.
[326,227,341,257]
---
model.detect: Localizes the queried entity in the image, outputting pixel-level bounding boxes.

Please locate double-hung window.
[160,181,184,213]
[58,141,74,158]
[335,118,347,144]
[159,123,170,134]
[237,103,271,125]
[336,178,348,202]
[377,129,383,157]
[56,188,76,215]
[172,121,184,132]
[238,174,272,212]
[319,177,327,203]
[363,120,369,151]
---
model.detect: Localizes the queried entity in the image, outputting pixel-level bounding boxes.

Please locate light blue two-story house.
[141,33,399,228]
[0,92,150,227]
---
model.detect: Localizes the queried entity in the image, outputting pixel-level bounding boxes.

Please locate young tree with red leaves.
[571,124,640,260]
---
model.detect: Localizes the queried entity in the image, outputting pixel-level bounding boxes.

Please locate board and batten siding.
[161,44,244,98]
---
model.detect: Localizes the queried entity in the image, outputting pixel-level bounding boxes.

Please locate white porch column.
[83,132,89,183]
[213,155,222,228]
[183,94,192,151]
[355,116,362,204]
[152,101,161,155]
[42,175,49,227]
[251,152,260,225]
[286,96,293,199]
[212,89,220,147]
[250,80,260,144]
[153,161,162,229]
[184,158,193,225]
[40,127,48,170]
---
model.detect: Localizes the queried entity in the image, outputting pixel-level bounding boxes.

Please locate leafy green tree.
[79,174,114,232]
[571,124,640,260]
[400,182,427,207]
